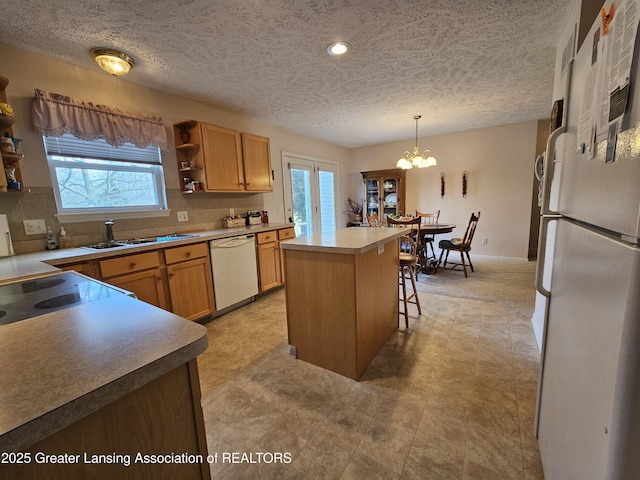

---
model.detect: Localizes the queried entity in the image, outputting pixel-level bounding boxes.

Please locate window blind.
[43,133,161,165]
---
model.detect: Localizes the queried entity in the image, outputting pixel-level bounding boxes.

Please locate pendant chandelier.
[396,115,437,169]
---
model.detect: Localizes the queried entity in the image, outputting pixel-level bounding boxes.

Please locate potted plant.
[344,197,363,222]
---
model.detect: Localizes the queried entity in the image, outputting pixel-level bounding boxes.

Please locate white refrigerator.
[535,2,640,479]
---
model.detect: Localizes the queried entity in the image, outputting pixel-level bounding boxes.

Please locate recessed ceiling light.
[327,41,350,56]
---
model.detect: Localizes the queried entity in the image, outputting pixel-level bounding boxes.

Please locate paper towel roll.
[0,214,15,257]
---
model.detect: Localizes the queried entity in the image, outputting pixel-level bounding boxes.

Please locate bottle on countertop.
[59,226,70,248]
[46,226,59,250]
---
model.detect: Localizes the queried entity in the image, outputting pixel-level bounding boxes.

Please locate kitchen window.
[44,133,168,222]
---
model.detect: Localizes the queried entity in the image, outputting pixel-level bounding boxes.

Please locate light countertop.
[0,223,291,284]
[279,226,407,255]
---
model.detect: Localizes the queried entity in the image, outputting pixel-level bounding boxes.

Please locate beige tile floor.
[197,287,543,480]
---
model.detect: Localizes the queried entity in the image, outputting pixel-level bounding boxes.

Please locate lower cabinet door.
[167,258,215,320]
[108,269,166,309]
[257,241,280,292]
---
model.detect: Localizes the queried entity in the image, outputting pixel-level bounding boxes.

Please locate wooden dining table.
[418,223,455,272]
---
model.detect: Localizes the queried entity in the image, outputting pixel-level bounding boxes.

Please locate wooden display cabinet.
[0,75,24,192]
[361,168,406,223]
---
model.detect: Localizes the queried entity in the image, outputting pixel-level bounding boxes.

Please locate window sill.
[55,209,171,223]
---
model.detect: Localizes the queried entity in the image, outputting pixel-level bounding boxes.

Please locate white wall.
[349,121,540,258]
[1,43,539,258]
[0,43,350,226]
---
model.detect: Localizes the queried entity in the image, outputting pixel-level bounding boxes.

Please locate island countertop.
[279,226,408,255]
[0,286,208,453]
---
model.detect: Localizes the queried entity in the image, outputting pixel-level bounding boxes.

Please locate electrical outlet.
[177,211,189,222]
[229,208,234,217]
[481,238,488,245]
[24,219,47,235]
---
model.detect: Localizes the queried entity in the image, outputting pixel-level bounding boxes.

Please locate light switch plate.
[177,211,189,222]
[24,219,47,235]
[378,244,384,255]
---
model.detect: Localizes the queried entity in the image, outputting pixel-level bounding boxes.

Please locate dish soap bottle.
[46,226,59,250]
[59,226,70,248]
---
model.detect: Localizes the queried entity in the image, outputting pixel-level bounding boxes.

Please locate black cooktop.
[0,271,132,326]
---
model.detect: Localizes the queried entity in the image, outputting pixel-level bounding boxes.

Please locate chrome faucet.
[105,219,114,243]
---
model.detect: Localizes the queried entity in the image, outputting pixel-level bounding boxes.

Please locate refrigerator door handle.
[540,125,566,216]
[535,215,560,298]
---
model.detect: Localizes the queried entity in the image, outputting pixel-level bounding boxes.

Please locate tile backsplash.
[1,187,264,254]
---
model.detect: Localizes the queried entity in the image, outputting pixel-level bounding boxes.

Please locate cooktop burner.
[21,277,67,293]
[0,271,133,326]
[34,293,81,309]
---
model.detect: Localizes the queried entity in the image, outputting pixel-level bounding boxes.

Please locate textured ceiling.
[0,0,571,148]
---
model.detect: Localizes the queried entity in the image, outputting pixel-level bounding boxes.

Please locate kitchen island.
[281,227,407,380]
[0,273,210,479]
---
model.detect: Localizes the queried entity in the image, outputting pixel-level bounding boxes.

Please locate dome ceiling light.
[90,48,135,76]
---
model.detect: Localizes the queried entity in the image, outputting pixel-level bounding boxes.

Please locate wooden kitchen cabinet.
[241,132,272,191]
[56,261,98,278]
[277,227,296,283]
[256,227,296,292]
[4,360,210,480]
[173,120,272,193]
[165,242,215,320]
[361,168,406,223]
[256,231,280,292]
[97,251,167,309]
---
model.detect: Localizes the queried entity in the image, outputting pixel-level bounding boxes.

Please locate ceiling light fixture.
[327,41,350,56]
[396,115,437,169]
[90,48,135,76]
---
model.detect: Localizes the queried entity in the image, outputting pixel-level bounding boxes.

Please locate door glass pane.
[383,177,398,217]
[291,167,312,237]
[318,170,336,233]
[365,179,380,218]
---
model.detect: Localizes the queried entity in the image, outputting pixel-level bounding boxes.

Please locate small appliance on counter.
[0,214,14,257]
[246,210,262,225]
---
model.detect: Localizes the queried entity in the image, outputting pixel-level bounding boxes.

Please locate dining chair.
[367,212,380,227]
[415,209,441,264]
[435,212,480,278]
[387,216,422,327]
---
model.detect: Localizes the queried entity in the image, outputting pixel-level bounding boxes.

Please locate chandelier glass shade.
[396,115,437,169]
[90,48,135,76]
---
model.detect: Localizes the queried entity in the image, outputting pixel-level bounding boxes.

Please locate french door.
[282,152,338,237]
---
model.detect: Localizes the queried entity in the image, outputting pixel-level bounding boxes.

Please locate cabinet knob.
[185,252,191,257]
[129,263,136,269]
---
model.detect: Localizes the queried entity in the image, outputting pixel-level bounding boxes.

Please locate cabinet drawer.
[278,227,295,240]
[165,242,209,264]
[257,231,277,244]
[99,251,160,278]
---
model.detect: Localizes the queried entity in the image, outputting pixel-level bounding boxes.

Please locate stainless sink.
[155,234,198,242]
[82,234,198,250]
[83,241,125,250]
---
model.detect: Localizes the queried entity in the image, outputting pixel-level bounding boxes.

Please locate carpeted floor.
[416,255,537,320]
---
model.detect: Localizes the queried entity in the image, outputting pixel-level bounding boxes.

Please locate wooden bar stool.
[388,217,422,327]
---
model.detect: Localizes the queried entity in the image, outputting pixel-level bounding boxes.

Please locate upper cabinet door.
[241,133,272,192]
[201,123,244,192]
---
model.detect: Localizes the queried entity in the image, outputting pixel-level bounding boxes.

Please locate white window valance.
[32,89,168,150]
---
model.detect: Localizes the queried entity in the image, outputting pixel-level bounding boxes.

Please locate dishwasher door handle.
[210,235,255,249]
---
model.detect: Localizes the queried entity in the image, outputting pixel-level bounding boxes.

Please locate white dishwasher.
[209,234,259,311]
